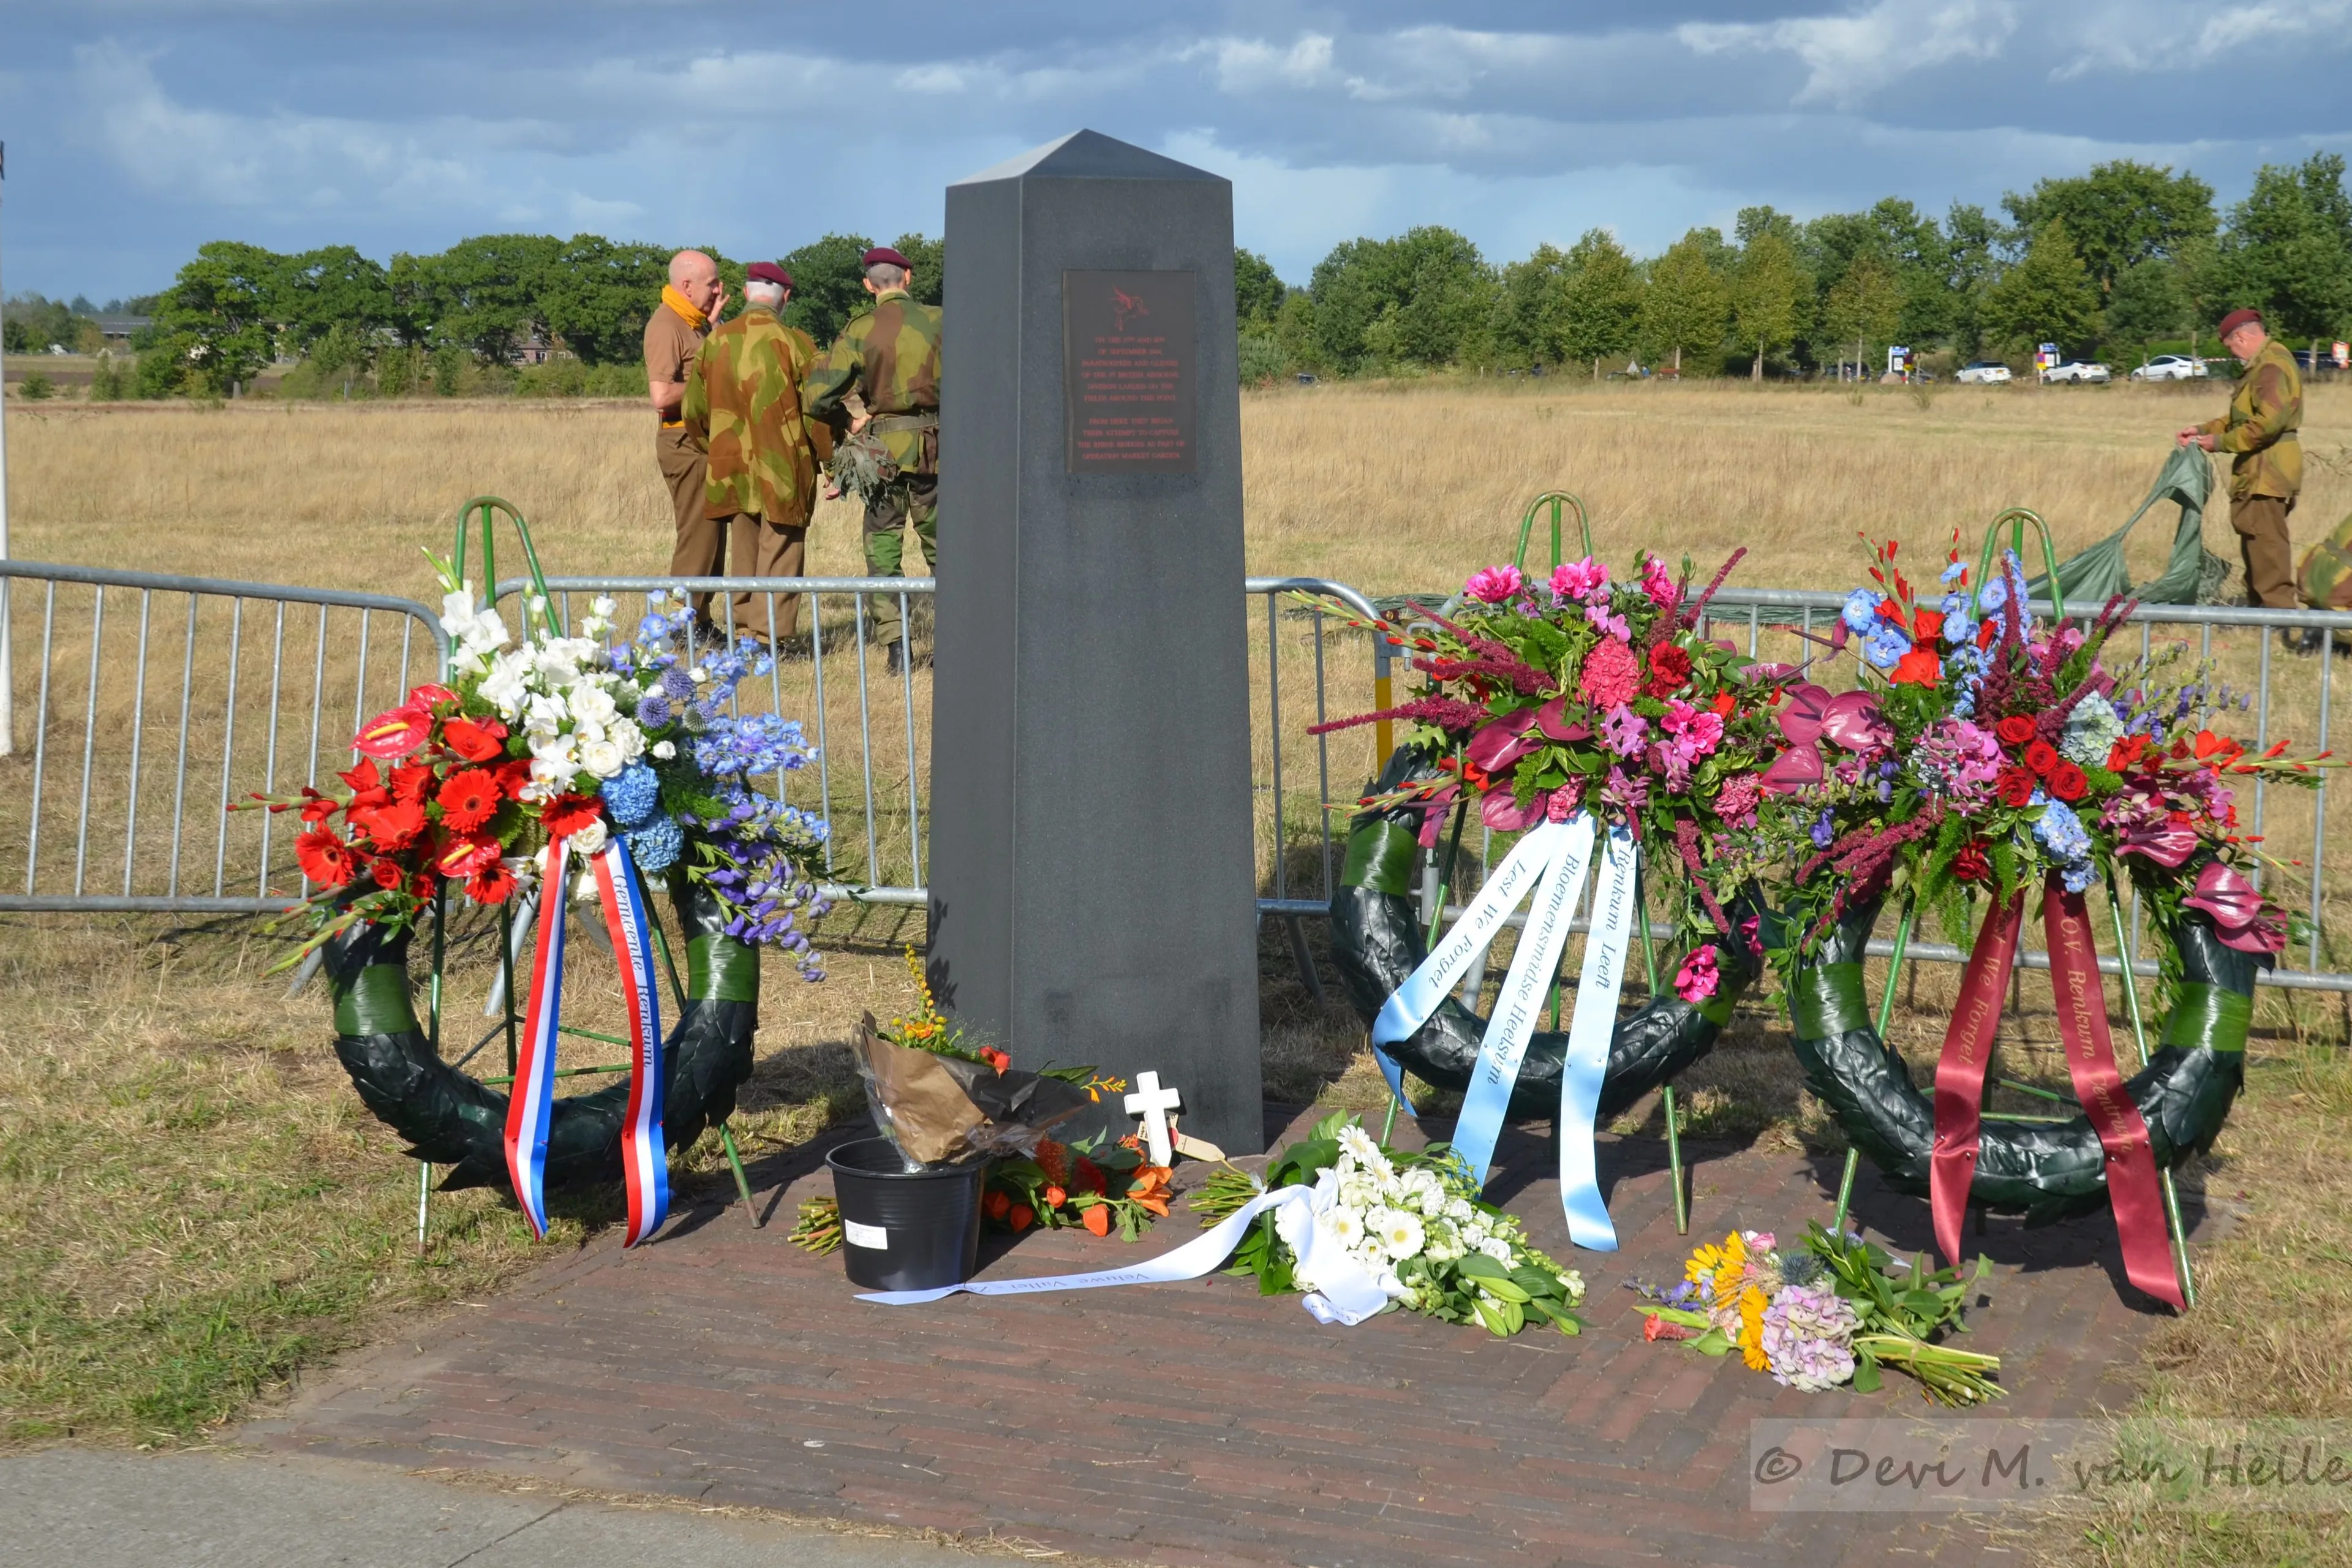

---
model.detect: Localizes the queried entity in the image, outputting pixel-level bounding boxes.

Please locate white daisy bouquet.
[1193,1112,1586,1338]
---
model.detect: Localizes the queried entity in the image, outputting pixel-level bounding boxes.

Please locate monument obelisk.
[929,130,1262,1155]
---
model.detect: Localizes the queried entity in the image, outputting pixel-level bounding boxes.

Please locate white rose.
[578,737,625,778]
[567,682,618,731]
[610,717,645,760]
[568,817,609,855]
[1446,1198,1473,1223]
[1478,1236,1513,1266]
[689,666,709,684]
[652,741,676,761]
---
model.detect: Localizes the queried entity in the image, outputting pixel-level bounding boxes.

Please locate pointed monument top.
[952,129,1223,188]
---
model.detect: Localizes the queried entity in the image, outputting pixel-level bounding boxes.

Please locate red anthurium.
[353,702,432,760]
[407,682,460,712]
[436,832,503,880]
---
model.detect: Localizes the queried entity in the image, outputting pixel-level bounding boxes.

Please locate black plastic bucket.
[825,1137,987,1292]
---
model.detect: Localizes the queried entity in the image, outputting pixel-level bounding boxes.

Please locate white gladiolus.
[590,595,618,619]
[479,650,533,718]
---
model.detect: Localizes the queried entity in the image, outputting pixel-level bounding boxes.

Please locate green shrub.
[431,344,466,396]
[1238,329,1289,385]
[16,371,55,401]
[376,345,424,398]
[88,354,132,401]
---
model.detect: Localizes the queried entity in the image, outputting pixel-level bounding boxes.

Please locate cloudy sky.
[5,1,2351,302]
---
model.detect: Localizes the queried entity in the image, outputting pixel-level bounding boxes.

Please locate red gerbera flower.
[355,797,427,850]
[541,794,603,839]
[390,761,437,804]
[436,769,501,833]
[295,827,358,886]
[442,715,509,763]
[466,861,518,904]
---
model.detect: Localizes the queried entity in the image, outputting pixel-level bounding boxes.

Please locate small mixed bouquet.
[1306,549,1792,989]
[244,570,832,970]
[1635,1224,2001,1406]
[1763,535,2332,960]
[1194,1113,1587,1338]
[986,1133,1173,1240]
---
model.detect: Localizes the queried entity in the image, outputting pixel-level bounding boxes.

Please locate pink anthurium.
[1820,690,1893,752]
[1535,696,1591,742]
[1482,789,1548,832]
[1466,711,1540,775]
[1779,684,1832,746]
[2184,861,2285,954]
[1761,745,1825,794]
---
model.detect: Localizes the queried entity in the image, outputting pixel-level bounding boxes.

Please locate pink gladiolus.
[1464,565,1524,603]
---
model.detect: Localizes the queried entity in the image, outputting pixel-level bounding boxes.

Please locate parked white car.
[2128,353,2209,382]
[1955,360,2013,384]
[2040,361,2111,384]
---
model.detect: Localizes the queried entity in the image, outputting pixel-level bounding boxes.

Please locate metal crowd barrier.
[0,559,450,913]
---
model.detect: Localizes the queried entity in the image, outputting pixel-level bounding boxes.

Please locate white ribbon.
[858,1184,1395,1326]
[1558,825,1640,1252]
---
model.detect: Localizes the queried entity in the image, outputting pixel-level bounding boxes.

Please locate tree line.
[10,153,2349,398]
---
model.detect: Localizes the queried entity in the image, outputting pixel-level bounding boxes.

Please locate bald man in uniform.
[646,249,727,629]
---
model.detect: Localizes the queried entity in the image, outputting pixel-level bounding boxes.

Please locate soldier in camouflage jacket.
[804,246,941,669]
[2180,307,2302,625]
[684,261,826,646]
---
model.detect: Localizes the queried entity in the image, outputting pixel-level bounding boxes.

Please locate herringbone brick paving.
[244,1105,2189,1566]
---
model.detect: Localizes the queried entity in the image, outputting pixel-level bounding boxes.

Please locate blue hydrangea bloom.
[1862,624,1912,670]
[626,815,684,875]
[601,763,661,828]
[1841,589,1883,633]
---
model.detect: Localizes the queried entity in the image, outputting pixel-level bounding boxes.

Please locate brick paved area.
[245,1106,2196,1567]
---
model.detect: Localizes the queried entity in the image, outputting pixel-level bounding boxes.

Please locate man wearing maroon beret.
[804,245,943,674]
[2179,307,2304,637]
[682,262,827,648]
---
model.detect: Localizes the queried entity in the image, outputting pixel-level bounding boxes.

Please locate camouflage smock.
[2199,337,2302,502]
[682,306,821,523]
[803,288,941,473]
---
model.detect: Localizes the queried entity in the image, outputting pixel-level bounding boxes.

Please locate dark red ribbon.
[1930,889,2023,1270]
[2043,883,2184,1308]
[1928,877,2184,1309]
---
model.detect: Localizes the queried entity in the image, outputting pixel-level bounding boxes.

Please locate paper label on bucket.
[843,1219,889,1250]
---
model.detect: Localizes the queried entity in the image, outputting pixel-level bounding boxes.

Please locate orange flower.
[1126,1166,1172,1217]
[982,1189,1011,1221]
[1008,1203,1035,1232]
[1082,1205,1111,1237]
[1043,1185,1068,1209]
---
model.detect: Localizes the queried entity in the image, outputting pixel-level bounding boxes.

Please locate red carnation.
[541,793,602,839]
[1951,840,1991,883]
[466,861,518,904]
[1644,643,1692,698]
[2024,739,2060,777]
[442,716,508,763]
[2049,761,2089,802]
[436,769,501,833]
[1997,766,2036,807]
[371,858,405,891]
[295,827,358,886]
[1994,716,2035,747]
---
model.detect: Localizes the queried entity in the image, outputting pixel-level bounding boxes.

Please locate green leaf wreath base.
[1785,896,2253,1225]
[321,870,760,1196]
[1328,745,1760,1120]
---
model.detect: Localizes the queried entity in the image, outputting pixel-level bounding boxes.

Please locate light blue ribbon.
[1368,820,1578,1116]
[1448,816,1594,1183]
[1558,826,1640,1252]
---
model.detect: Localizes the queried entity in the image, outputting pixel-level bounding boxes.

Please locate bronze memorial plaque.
[1063,270,1196,473]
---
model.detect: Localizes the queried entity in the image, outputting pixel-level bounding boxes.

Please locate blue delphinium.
[1861,623,1912,670]
[1841,588,1883,633]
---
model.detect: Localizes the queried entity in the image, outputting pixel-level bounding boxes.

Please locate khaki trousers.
[2231,494,2297,610]
[712,513,809,643]
[658,426,718,617]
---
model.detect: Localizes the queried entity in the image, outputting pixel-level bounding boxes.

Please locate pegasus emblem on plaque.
[1110,287,1148,331]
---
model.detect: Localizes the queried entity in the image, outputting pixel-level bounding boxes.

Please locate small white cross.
[1123,1071,1183,1166]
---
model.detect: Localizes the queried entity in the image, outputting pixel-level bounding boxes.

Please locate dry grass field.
[4,382,2351,1564]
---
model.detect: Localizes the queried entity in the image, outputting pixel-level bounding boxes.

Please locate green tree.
[1556,229,1643,374]
[778,233,873,348]
[1234,248,1285,329]
[1982,219,2103,356]
[1821,252,1905,375]
[403,233,562,363]
[1308,227,1491,371]
[1490,243,1570,367]
[1638,230,1730,373]
[153,241,286,393]
[2002,160,2217,296]
[1732,229,1806,382]
[277,245,391,356]
[2104,258,2188,360]
[1943,202,2003,356]
[538,235,669,364]
[886,233,944,307]
[2217,153,2352,343]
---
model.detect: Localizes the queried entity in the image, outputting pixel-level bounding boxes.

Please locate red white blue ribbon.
[502,834,669,1246]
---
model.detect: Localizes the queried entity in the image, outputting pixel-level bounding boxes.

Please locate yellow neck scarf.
[662,284,708,331]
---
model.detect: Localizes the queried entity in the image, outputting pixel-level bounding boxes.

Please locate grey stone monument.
[928,129,1263,1156]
